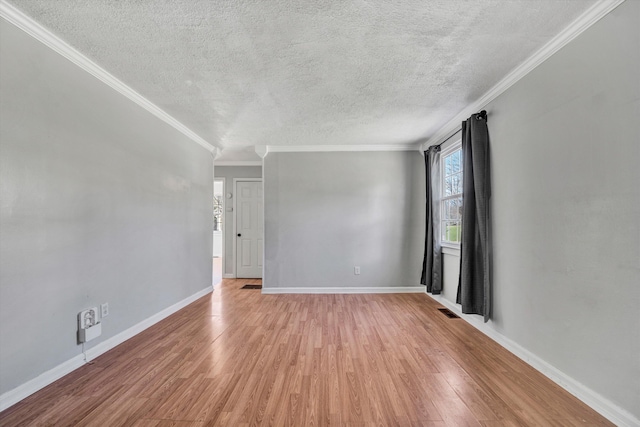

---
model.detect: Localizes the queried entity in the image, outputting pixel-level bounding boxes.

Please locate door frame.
[232,178,263,279]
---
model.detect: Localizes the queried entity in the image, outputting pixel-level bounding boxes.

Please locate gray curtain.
[421,147,442,294]
[457,113,492,321]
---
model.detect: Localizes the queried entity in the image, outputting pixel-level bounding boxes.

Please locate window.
[441,143,463,245]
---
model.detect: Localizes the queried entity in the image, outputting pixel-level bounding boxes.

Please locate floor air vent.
[241,284,262,289]
[438,308,460,318]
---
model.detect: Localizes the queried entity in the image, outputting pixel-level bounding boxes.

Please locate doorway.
[234,179,263,278]
[213,179,224,287]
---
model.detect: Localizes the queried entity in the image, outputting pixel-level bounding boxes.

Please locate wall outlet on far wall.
[354,266,360,275]
[78,307,102,343]
[101,303,109,318]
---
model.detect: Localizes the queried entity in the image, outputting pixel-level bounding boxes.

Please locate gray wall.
[264,151,425,289]
[0,20,213,395]
[438,1,639,418]
[214,166,262,276]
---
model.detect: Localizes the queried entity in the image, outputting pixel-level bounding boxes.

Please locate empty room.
[0,0,638,426]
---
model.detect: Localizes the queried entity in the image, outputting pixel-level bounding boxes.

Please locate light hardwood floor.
[0,279,612,426]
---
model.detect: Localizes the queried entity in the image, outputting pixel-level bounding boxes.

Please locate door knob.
[237,233,241,237]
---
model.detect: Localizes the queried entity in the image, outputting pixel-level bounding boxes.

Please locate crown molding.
[214,161,262,167]
[422,0,625,151]
[267,144,418,153]
[254,145,269,159]
[0,0,216,153]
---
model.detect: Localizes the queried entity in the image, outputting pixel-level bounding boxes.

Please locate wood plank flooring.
[0,279,613,426]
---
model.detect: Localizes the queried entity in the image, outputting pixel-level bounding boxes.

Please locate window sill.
[441,245,460,256]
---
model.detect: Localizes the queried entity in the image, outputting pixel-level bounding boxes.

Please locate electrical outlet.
[354,266,360,275]
[78,307,98,329]
[78,307,101,343]
[101,303,109,318]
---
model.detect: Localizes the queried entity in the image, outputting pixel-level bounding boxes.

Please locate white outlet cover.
[101,303,109,317]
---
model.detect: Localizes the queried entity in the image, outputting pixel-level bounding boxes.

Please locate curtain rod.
[426,110,487,152]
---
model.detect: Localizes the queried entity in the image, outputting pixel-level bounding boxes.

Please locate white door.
[235,180,263,278]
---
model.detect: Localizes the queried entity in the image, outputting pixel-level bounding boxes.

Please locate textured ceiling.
[7,0,598,161]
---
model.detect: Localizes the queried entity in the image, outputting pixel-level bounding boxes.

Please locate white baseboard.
[222,274,235,279]
[84,286,212,361]
[0,354,85,412]
[0,286,213,413]
[426,294,640,427]
[262,286,426,294]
